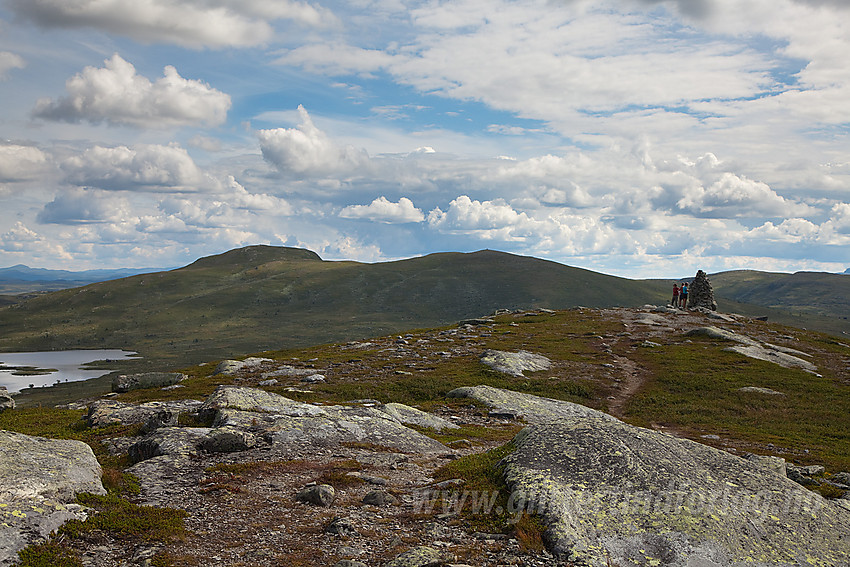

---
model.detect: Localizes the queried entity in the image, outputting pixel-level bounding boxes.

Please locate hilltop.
[0,246,667,370]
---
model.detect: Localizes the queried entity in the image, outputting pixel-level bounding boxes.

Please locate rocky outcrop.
[480,349,551,377]
[376,402,459,432]
[687,269,717,311]
[447,385,616,424]
[213,357,273,376]
[87,399,203,427]
[685,326,817,373]
[499,414,850,565]
[0,430,105,566]
[0,388,13,413]
[112,371,187,393]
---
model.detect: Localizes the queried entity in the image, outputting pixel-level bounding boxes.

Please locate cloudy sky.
[1,0,848,278]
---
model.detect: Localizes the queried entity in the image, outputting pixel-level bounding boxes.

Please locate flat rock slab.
[377,402,459,432]
[199,385,327,420]
[0,430,105,566]
[447,385,616,425]
[480,349,551,377]
[500,419,850,566]
[112,372,186,393]
[686,327,817,373]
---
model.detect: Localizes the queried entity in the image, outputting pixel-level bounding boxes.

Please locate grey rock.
[362,490,398,506]
[1,431,105,566]
[833,472,850,485]
[300,374,326,383]
[738,386,785,396]
[0,388,13,413]
[112,372,186,393]
[199,385,327,422]
[688,269,717,311]
[742,453,786,476]
[500,419,850,566]
[684,326,758,345]
[200,426,257,453]
[257,378,279,386]
[296,484,335,507]
[324,516,358,537]
[87,399,203,427]
[377,402,459,432]
[128,427,211,463]
[480,349,551,376]
[685,327,817,372]
[334,561,367,567]
[214,357,273,376]
[261,365,323,379]
[447,385,617,425]
[385,546,442,567]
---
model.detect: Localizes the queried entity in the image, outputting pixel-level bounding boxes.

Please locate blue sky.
[1,0,848,278]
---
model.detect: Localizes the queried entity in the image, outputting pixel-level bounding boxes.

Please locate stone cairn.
[688,269,717,311]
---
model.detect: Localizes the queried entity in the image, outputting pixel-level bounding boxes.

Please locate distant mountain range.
[0,246,847,372]
[0,264,161,294]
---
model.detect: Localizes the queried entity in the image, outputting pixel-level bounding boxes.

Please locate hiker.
[679,282,688,309]
[671,283,679,307]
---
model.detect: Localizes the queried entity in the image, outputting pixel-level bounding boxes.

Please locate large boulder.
[199,385,326,422]
[500,418,850,566]
[447,385,616,425]
[87,399,203,427]
[0,430,105,566]
[480,349,551,377]
[377,403,459,432]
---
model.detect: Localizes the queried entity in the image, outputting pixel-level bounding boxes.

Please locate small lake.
[0,350,139,393]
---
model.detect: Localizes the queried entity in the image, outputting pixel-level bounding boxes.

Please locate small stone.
[334,561,367,567]
[385,546,442,567]
[300,374,326,383]
[325,516,358,537]
[258,378,278,386]
[296,484,335,507]
[362,490,398,506]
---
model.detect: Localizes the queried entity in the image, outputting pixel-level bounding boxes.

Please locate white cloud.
[6,0,333,49]
[340,196,424,223]
[428,196,534,234]
[0,51,26,79]
[258,105,370,177]
[33,54,230,128]
[675,172,797,217]
[61,143,221,192]
[37,188,129,224]
[0,143,51,182]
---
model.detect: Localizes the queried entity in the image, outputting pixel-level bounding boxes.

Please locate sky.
[0,0,848,279]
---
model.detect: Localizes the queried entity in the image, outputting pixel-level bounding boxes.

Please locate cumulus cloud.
[33,54,230,128]
[37,188,129,224]
[0,143,51,182]
[6,0,333,49]
[427,196,534,235]
[0,51,26,79]
[675,172,796,217]
[340,196,424,224]
[258,105,370,177]
[61,143,221,192]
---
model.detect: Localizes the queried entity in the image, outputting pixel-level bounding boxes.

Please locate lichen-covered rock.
[0,388,13,413]
[213,357,273,376]
[0,430,105,566]
[377,402,459,432]
[685,327,817,372]
[202,387,448,454]
[480,349,551,377]
[446,385,616,425]
[500,419,850,566]
[87,399,203,427]
[199,385,327,422]
[112,372,186,393]
[385,546,442,567]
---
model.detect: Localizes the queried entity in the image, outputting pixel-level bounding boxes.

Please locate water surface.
[0,350,139,393]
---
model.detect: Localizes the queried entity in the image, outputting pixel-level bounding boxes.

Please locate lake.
[0,350,139,393]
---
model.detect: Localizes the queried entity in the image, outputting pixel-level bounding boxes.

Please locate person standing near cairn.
[679,282,688,309]
[688,270,718,311]
[671,283,680,307]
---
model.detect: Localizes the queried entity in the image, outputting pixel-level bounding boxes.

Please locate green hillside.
[0,246,668,370]
[708,270,850,335]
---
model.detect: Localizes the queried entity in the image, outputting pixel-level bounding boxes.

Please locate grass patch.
[61,493,187,542]
[625,338,850,471]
